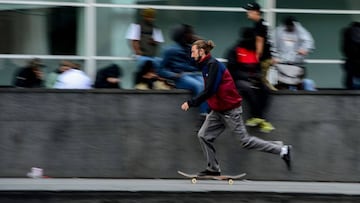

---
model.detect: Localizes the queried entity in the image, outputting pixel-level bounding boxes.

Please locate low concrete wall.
[0,89,360,182]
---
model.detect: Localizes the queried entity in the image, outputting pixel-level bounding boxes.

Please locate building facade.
[0,0,359,88]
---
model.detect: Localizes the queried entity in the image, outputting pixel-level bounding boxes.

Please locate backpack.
[236,47,258,64]
[276,64,304,85]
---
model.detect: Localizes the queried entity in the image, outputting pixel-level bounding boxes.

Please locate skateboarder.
[181,39,292,176]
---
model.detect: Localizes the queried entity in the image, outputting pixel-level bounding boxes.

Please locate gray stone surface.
[0,178,360,194]
[1,179,360,203]
[0,89,360,181]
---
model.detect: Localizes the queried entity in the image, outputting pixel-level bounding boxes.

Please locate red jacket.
[188,55,242,112]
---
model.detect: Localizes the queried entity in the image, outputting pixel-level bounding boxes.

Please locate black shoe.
[197,169,220,176]
[281,145,292,171]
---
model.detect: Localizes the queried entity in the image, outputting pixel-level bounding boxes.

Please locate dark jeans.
[235,79,270,119]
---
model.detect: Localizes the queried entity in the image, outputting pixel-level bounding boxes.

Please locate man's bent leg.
[198,111,225,172]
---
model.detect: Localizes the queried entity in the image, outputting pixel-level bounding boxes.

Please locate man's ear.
[199,48,205,57]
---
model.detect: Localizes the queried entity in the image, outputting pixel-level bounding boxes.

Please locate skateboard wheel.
[228,179,234,185]
[191,178,197,184]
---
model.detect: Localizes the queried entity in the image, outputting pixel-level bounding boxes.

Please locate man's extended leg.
[224,106,281,153]
[223,106,292,170]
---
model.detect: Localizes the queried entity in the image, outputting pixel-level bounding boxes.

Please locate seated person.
[134,60,171,90]
[54,60,92,89]
[13,58,45,88]
[45,61,75,88]
[94,64,123,88]
[159,24,208,115]
[272,16,316,91]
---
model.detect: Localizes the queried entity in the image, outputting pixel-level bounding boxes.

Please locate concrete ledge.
[0,89,360,181]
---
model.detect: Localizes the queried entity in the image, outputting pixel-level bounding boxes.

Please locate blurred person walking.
[244,2,277,91]
[226,27,274,133]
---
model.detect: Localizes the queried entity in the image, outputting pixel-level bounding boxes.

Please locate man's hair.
[192,40,215,54]
[141,8,156,18]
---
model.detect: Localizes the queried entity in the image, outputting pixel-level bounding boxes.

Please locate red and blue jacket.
[188,55,242,112]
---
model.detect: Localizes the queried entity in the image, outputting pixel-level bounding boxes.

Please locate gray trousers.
[198,106,282,172]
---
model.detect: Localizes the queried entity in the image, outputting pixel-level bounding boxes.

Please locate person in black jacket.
[341,21,360,89]
[226,27,274,133]
[13,58,45,88]
[94,64,123,88]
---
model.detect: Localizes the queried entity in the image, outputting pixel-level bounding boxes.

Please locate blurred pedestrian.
[244,2,277,91]
[226,27,274,133]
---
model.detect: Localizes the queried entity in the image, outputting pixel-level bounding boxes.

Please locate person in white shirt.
[54,61,92,89]
[126,8,164,72]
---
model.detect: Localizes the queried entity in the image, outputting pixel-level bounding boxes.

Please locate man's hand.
[297,49,308,56]
[181,102,189,111]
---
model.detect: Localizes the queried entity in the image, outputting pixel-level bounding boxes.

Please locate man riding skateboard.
[181,39,292,176]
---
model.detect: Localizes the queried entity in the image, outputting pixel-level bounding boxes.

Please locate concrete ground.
[1,178,360,195]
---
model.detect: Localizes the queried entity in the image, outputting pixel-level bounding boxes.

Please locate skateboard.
[177,170,246,185]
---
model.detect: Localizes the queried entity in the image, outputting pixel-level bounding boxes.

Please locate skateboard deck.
[177,170,246,184]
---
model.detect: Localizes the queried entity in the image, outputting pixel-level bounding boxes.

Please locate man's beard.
[193,56,201,63]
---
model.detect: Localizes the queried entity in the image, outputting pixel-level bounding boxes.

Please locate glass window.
[277,0,360,10]
[0,4,84,55]
[11,0,85,2]
[97,0,248,7]
[306,63,344,88]
[274,13,357,60]
[96,7,249,58]
[0,58,85,87]
[96,60,137,89]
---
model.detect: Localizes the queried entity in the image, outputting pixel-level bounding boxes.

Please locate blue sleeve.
[159,46,198,78]
[158,48,180,79]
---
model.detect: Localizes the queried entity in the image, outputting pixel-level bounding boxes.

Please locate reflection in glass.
[9,0,84,2]
[277,0,360,10]
[275,13,357,59]
[0,4,84,55]
[96,60,137,89]
[97,0,247,7]
[96,7,249,58]
[0,58,85,87]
